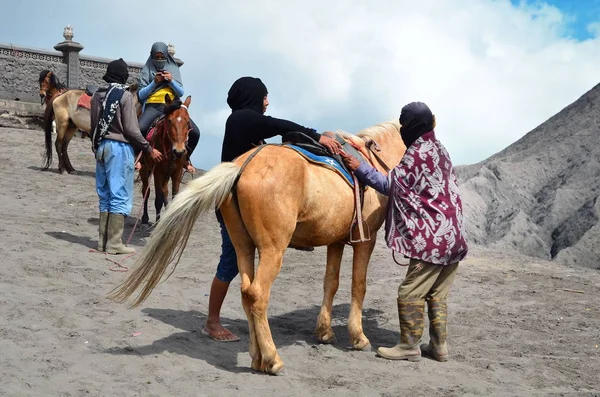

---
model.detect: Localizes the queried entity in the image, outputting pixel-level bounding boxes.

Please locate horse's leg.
[348,239,377,350]
[315,242,345,344]
[171,166,183,198]
[157,174,170,221]
[248,247,286,374]
[219,201,260,369]
[54,116,69,174]
[140,164,150,224]
[153,170,166,223]
[62,126,78,174]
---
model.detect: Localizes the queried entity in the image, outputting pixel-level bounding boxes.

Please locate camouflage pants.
[397,259,459,301]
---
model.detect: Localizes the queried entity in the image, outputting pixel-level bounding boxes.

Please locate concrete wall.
[0,27,183,106]
[0,45,67,103]
[79,54,142,88]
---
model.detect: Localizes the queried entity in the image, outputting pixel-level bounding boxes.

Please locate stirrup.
[349,218,371,243]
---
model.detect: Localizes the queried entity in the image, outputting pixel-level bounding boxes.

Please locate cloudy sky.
[2,0,600,170]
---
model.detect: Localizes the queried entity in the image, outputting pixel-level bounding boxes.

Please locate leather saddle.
[281,131,365,177]
[281,131,370,244]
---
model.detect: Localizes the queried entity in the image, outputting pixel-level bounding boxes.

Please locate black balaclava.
[226,77,268,113]
[103,58,129,84]
[399,101,435,148]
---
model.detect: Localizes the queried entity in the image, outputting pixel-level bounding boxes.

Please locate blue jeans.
[96,139,135,215]
[215,210,239,283]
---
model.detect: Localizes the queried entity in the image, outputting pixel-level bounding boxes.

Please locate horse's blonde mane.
[336,119,400,142]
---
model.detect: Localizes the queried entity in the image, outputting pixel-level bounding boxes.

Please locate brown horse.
[139,94,193,224]
[39,70,67,106]
[108,120,406,375]
[39,70,141,174]
[39,70,67,136]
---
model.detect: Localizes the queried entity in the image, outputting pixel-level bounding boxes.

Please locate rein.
[362,138,408,267]
[364,138,391,173]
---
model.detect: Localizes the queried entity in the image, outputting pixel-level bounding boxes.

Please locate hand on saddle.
[149,148,164,162]
[319,133,342,155]
[340,150,361,172]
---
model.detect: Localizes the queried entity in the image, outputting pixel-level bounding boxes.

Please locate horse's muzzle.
[172,149,186,158]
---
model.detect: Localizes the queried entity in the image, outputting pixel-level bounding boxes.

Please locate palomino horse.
[108,120,406,375]
[139,94,193,224]
[39,69,141,174]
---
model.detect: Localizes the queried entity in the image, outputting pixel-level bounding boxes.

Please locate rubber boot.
[420,298,449,362]
[376,299,424,361]
[106,213,135,255]
[97,212,109,251]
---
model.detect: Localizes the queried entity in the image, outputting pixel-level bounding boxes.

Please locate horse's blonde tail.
[107,162,241,307]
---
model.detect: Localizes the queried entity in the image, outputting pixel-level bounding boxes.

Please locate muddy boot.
[376,299,424,361]
[106,213,135,255]
[97,212,109,251]
[420,298,448,362]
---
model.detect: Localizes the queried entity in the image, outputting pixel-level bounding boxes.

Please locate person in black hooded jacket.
[221,76,341,161]
[202,76,342,342]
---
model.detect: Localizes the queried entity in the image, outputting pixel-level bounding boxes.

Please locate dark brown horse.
[38,70,141,174]
[139,94,193,224]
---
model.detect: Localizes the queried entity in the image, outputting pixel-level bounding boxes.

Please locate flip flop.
[201,327,240,343]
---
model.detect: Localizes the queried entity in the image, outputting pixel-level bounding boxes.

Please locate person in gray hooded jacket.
[91,58,163,254]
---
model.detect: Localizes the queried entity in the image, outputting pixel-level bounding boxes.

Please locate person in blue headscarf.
[137,41,200,173]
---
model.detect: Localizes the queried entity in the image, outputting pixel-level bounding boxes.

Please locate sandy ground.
[1,126,599,397]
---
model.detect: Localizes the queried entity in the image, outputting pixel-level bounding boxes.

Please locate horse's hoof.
[68,170,78,175]
[353,338,371,351]
[251,359,261,372]
[358,343,373,352]
[316,332,337,345]
[272,368,287,377]
[268,362,285,376]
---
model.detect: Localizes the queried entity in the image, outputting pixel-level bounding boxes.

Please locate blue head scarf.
[138,42,183,91]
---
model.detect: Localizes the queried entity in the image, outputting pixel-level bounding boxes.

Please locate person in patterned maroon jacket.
[340,101,468,362]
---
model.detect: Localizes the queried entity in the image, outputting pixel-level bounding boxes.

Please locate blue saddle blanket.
[286,144,354,187]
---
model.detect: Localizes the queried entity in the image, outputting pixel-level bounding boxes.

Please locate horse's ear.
[165,94,172,105]
[183,95,191,108]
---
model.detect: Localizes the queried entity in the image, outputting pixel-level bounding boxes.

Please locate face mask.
[152,59,166,70]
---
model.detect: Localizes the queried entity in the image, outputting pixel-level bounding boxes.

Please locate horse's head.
[38,70,65,105]
[351,120,406,175]
[38,70,52,104]
[164,94,192,159]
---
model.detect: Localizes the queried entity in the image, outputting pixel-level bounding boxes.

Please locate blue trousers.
[215,210,239,283]
[96,139,135,215]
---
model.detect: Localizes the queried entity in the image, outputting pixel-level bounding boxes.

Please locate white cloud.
[5,0,600,170]
[167,0,600,169]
